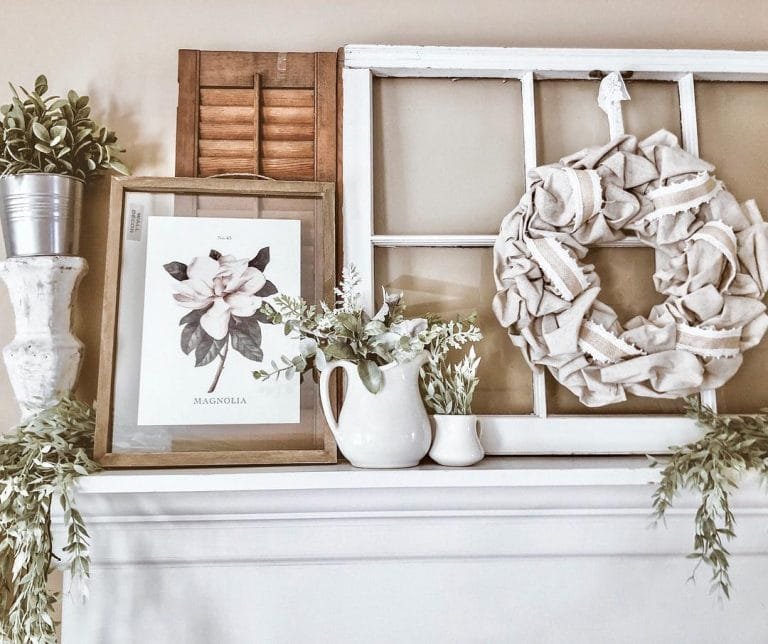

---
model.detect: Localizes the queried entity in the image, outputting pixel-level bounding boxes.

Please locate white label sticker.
[126,204,144,242]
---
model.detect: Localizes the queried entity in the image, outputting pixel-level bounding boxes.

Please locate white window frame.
[341,45,768,455]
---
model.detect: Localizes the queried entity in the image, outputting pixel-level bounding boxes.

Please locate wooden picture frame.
[95,176,336,467]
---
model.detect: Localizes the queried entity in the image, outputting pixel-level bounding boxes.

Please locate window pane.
[374,246,533,414]
[537,80,681,164]
[698,82,768,412]
[546,247,686,414]
[373,78,525,235]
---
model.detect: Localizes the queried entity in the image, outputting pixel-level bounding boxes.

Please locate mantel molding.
[58,457,768,643]
[53,457,768,566]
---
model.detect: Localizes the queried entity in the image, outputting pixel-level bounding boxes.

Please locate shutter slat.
[199,106,255,124]
[263,89,314,107]
[262,141,314,158]
[200,89,254,106]
[261,106,315,125]
[262,123,314,141]
[198,157,258,175]
[199,123,255,140]
[261,158,314,180]
[199,140,255,157]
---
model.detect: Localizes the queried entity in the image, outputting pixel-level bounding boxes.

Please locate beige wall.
[2,0,768,429]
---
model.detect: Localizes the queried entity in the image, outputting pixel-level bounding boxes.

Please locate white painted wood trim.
[479,415,702,455]
[344,45,768,81]
[370,234,648,248]
[677,73,718,414]
[67,456,661,495]
[342,68,375,313]
[57,457,768,644]
[341,45,766,453]
[678,73,700,157]
[519,72,551,419]
[520,72,537,176]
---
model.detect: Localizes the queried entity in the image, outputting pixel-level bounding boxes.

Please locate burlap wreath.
[492,130,768,407]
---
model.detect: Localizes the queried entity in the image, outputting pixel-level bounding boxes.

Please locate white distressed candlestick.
[0,256,88,423]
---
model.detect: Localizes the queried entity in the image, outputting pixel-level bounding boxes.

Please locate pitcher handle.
[319,360,349,441]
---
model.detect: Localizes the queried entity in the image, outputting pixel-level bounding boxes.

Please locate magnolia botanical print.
[165,248,276,393]
[136,216,300,426]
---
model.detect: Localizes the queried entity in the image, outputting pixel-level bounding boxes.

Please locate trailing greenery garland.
[651,396,768,599]
[0,398,99,643]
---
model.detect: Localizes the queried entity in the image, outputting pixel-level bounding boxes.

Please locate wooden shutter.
[175,50,337,182]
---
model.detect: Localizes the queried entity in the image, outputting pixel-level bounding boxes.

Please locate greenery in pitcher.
[651,397,768,599]
[253,265,429,393]
[0,398,99,643]
[0,74,128,179]
[420,316,482,415]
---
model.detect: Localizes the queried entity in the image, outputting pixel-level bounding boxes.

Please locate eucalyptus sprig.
[254,265,429,393]
[651,396,768,599]
[0,74,128,179]
[420,315,482,415]
[0,398,100,644]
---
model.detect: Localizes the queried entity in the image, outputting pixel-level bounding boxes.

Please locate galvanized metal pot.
[0,173,84,257]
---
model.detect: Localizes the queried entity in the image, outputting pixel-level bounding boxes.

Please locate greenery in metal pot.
[651,397,768,599]
[420,316,482,415]
[0,75,128,179]
[0,398,99,643]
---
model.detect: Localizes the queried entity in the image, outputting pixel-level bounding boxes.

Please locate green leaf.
[162,261,188,281]
[255,280,278,297]
[108,159,129,175]
[229,315,264,362]
[357,360,383,394]
[194,333,226,367]
[248,246,270,271]
[323,342,355,360]
[180,321,205,355]
[179,304,211,326]
[31,121,50,142]
[34,75,48,95]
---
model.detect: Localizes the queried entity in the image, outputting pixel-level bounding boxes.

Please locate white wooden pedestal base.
[0,256,87,422]
[56,458,768,644]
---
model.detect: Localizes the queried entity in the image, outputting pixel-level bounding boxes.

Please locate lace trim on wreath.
[578,320,645,364]
[643,172,723,223]
[676,323,741,359]
[526,236,590,302]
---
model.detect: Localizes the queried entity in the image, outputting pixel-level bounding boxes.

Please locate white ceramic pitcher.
[319,353,432,468]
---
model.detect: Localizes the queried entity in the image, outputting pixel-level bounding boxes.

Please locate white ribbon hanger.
[597,71,631,140]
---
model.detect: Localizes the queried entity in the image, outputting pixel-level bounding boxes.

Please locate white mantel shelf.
[74,456,664,493]
[60,457,768,644]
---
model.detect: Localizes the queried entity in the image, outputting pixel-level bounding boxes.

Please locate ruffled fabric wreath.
[492,130,768,407]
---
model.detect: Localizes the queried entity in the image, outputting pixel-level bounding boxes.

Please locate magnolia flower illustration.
[163,247,277,393]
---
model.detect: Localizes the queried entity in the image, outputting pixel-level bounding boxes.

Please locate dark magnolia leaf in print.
[255,280,278,297]
[163,261,188,281]
[180,321,206,355]
[179,303,212,326]
[248,247,270,271]
[195,333,227,368]
[209,249,222,260]
[229,315,264,362]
